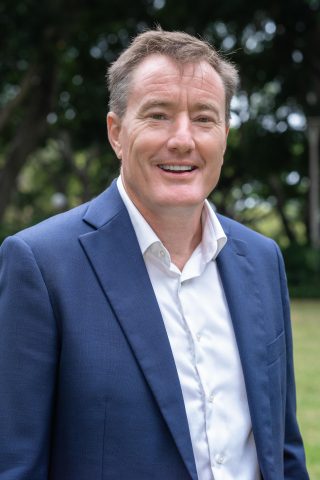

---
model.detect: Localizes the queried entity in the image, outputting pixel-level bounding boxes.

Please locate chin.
[158,196,205,210]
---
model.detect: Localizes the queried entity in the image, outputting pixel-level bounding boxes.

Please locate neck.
[141,205,203,271]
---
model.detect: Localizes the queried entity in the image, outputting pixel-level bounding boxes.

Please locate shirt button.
[196,333,202,341]
[215,454,225,465]
[159,250,165,257]
[209,393,215,403]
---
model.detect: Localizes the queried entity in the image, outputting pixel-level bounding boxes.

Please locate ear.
[107,112,123,160]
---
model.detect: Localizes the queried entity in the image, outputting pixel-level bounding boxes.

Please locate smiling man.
[0,29,309,480]
[107,55,228,271]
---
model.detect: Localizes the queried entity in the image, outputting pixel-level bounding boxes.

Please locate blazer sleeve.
[274,243,309,479]
[0,235,59,479]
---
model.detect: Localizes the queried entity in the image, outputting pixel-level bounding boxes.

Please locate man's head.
[107,28,239,123]
[106,29,239,221]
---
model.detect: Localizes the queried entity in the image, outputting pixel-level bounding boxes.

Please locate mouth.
[158,165,197,173]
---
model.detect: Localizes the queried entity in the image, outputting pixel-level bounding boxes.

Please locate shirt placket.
[177,277,215,480]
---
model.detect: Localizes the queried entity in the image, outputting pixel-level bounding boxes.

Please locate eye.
[149,112,167,120]
[195,115,214,123]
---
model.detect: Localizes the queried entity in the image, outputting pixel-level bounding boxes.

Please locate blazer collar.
[80,181,198,480]
[82,179,126,229]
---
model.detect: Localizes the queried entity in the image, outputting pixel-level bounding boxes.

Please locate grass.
[291,299,320,479]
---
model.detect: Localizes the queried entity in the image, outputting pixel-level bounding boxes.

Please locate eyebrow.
[138,100,173,113]
[192,102,220,115]
[138,99,221,118]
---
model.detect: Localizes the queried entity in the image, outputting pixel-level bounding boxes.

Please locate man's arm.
[274,243,309,479]
[0,235,59,479]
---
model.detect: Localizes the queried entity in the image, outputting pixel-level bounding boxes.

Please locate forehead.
[128,54,225,100]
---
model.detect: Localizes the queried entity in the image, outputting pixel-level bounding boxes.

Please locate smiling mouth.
[158,165,197,172]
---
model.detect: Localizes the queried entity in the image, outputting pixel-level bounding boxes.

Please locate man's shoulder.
[11,181,123,247]
[217,213,277,251]
[15,200,91,247]
[217,214,285,280]
[2,182,119,253]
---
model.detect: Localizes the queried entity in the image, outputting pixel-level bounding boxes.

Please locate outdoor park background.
[0,0,319,476]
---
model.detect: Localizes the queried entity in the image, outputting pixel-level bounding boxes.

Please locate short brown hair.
[107,28,239,123]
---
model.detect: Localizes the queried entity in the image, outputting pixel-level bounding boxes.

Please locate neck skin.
[144,207,203,271]
[120,171,204,270]
[123,183,203,271]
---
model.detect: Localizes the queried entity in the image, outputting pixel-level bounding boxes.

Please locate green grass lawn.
[291,300,320,479]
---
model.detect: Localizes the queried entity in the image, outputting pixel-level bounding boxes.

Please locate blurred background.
[0,0,320,475]
[1,0,320,297]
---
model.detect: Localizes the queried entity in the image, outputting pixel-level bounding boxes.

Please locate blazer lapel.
[216,229,275,478]
[79,183,197,480]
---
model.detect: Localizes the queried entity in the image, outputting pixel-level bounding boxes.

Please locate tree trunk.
[0,63,57,222]
[0,66,36,133]
[268,174,298,244]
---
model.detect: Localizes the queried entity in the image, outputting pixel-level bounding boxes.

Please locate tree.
[0,0,319,248]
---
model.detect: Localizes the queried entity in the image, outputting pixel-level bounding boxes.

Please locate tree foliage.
[0,0,319,249]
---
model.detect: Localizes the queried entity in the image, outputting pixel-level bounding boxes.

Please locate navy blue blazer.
[0,181,309,479]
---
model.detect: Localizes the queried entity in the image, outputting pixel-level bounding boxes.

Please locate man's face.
[107,54,229,219]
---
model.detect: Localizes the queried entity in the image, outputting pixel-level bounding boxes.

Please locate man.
[0,29,309,480]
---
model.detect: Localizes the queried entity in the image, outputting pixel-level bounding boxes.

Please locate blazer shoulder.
[14,201,91,249]
[8,181,124,250]
[218,213,276,248]
[217,213,282,266]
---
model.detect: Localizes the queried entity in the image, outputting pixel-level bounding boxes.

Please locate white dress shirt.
[117,176,260,480]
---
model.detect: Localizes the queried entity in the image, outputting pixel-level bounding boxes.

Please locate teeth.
[160,165,194,172]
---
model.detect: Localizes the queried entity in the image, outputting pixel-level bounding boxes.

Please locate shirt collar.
[201,199,227,262]
[116,175,227,262]
[117,175,159,254]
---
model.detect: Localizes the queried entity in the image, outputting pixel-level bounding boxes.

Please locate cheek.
[132,134,164,164]
[201,142,226,166]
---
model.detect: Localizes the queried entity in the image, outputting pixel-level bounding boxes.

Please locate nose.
[167,116,195,154]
